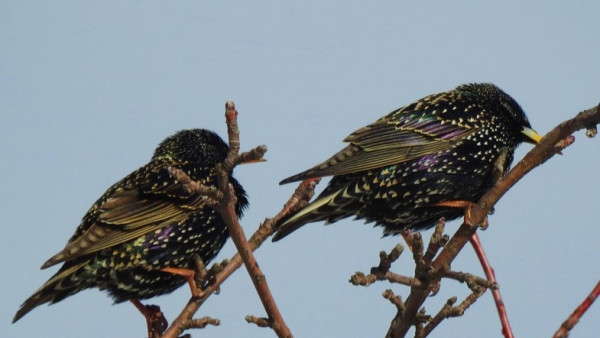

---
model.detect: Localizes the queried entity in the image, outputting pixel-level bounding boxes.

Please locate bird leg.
[130,298,168,338]
[160,267,201,297]
[430,200,488,229]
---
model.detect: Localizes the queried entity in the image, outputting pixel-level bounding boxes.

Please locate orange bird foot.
[431,200,488,229]
[160,267,201,298]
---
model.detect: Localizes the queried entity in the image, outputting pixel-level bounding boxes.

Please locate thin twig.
[246,315,271,328]
[442,270,496,291]
[349,244,423,288]
[553,280,600,338]
[420,286,487,338]
[423,219,447,264]
[215,101,291,337]
[178,317,220,331]
[470,233,513,338]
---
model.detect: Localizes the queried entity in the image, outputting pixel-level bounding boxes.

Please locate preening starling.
[13,129,248,322]
[273,83,541,241]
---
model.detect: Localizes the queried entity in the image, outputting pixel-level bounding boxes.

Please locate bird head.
[153,129,229,165]
[458,83,542,145]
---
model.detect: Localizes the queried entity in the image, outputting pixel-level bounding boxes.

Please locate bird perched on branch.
[273,83,541,241]
[14,129,248,325]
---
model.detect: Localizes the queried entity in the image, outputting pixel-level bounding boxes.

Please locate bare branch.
[470,233,513,338]
[553,280,600,338]
[423,219,447,264]
[442,270,496,291]
[179,317,220,331]
[349,244,423,288]
[420,286,486,338]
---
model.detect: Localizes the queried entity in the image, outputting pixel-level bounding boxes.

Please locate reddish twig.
[387,104,600,337]
[470,233,513,338]
[553,280,600,338]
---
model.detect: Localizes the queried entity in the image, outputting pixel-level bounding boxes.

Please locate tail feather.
[273,185,359,241]
[279,145,362,185]
[13,260,90,323]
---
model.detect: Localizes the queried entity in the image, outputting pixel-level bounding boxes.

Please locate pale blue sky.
[2,1,599,337]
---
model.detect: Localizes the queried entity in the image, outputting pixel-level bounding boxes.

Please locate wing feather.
[281,107,480,184]
[41,165,210,269]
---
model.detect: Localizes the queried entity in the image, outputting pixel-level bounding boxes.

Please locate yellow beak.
[521,127,543,144]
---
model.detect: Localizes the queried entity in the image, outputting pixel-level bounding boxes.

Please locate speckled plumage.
[273,83,541,241]
[14,129,248,322]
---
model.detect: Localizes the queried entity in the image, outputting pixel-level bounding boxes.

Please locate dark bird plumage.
[273,83,541,241]
[14,129,248,322]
